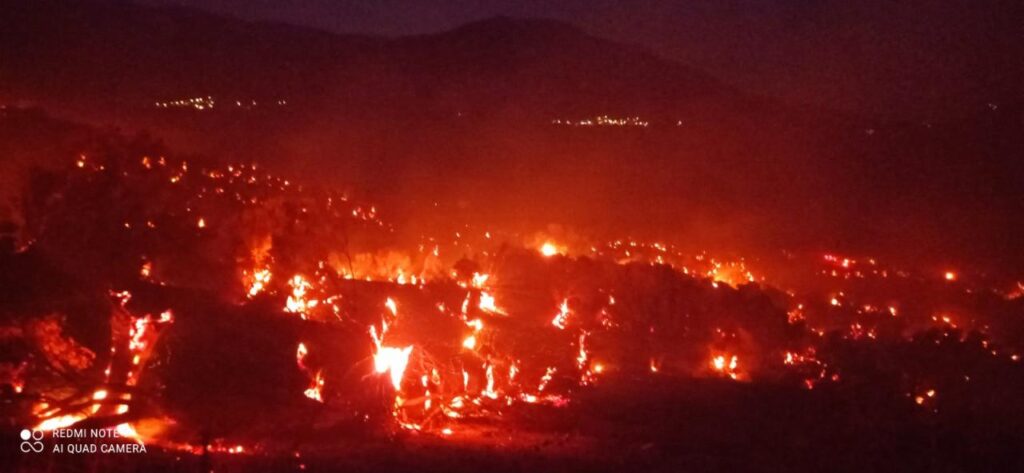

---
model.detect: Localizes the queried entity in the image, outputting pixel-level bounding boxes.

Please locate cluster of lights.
[154,96,287,110]
[552,115,650,127]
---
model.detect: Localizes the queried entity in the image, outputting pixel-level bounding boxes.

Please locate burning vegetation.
[2,138,1024,471]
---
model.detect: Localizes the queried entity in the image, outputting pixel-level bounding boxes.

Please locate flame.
[115,422,142,442]
[479,291,504,314]
[471,272,489,288]
[296,342,324,402]
[36,414,87,431]
[285,275,318,318]
[711,354,742,380]
[370,323,413,391]
[540,242,562,257]
[483,364,498,399]
[247,268,271,298]
[304,371,325,402]
[552,299,570,329]
[373,345,413,390]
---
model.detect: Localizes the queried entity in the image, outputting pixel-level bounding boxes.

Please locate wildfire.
[373,345,414,391]
[551,299,570,329]
[540,242,562,257]
[304,372,325,402]
[285,275,318,318]
[369,321,414,391]
[914,388,937,405]
[478,291,504,314]
[247,268,271,298]
[295,342,324,401]
[19,146,1024,446]
[711,354,742,380]
[36,413,86,432]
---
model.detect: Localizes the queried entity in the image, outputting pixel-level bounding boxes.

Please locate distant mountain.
[0,0,374,105]
[378,16,731,118]
[1,0,753,122]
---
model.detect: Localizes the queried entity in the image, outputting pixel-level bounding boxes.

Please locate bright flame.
[304,371,325,402]
[479,291,504,314]
[711,354,742,380]
[540,242,561,257]
[370,323,413,391]
[36,414,86,431]
[552,299,570,329]
[247,268,271,298]
[374,346,413,390]
[285,275,318,317]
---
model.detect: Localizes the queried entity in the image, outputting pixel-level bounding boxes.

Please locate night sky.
[135,0,1022,118]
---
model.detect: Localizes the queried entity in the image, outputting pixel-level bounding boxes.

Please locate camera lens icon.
[20,429,45,453]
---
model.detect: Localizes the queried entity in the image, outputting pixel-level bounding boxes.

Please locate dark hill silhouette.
[1,1,745,121]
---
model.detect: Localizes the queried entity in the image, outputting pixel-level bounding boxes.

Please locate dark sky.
[136,0,1022,118]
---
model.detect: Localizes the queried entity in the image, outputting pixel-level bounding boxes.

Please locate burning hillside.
[2,134,1023,471]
